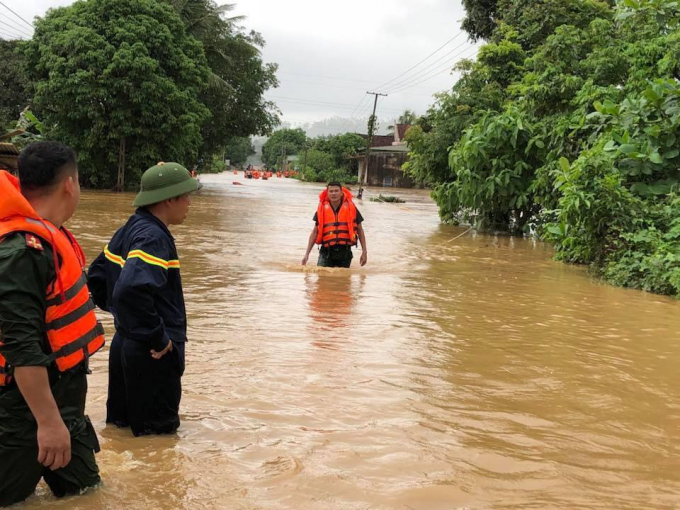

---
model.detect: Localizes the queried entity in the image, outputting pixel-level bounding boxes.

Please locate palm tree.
[166,0,248,91]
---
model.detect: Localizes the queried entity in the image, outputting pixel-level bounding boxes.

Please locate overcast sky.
[3,0,479,135]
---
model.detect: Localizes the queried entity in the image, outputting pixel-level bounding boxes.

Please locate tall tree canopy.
[22,0,211,189]
[223,136,254,167]
[461,0,499,41]
[0,40,32,130]
[261,128,306,167]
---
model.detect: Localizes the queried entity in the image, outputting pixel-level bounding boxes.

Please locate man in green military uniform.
[0,141,102,506]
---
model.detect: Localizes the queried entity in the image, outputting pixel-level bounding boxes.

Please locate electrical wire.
[0,1,34,30]
[372,31,466,91]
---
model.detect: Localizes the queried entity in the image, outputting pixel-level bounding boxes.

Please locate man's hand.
[301,254,309,266]
[37,417,71,470]
[14,366,71,471]
[360,251,367,266]
[151,340,173,359]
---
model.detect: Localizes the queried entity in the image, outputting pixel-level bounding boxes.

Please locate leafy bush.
[407,0,680,296]
[298,165,318,182]
[200,154,227,174]
[318,168,357,185]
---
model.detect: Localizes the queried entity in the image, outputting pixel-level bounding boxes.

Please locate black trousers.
[107,333,185,437]
[317,246,353,268]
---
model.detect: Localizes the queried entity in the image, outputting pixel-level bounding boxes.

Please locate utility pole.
[358,91,387,199]
[302,143,308,173]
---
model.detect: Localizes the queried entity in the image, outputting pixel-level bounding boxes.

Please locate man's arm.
[110,234,172,354]
[0,237,71,470]
[301,225,318,266]
[86,251,109,311]
[14,367,71,470]
[357,223,367,266]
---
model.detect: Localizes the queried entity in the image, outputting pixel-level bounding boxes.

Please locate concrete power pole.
[358,91,387,199]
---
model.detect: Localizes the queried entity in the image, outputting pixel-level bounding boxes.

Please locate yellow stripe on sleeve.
[103,246,180,270]
[104,245,125,268]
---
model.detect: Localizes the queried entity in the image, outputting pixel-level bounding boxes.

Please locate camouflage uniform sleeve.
[0,234,53,368]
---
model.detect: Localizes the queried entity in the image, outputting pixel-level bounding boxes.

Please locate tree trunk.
[116,137,125,192]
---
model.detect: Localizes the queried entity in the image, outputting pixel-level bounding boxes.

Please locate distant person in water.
[302,181,367,268]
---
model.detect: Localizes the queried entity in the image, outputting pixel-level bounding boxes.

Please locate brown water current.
[22,173,680,509]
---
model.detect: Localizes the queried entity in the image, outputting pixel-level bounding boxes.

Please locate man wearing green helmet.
[87,162,201,436]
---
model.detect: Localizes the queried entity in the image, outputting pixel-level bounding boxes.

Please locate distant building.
[355,123,413,188]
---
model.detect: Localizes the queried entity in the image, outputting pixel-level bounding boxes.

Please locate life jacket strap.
[46,272,87,307]
[45,299,96,331]
[48,322,104,362]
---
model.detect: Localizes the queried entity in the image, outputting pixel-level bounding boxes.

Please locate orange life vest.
[0,171,105,386]
[315,187,358,248]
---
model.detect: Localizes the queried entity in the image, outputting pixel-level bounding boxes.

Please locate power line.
[382,41,473,93]
[338,98,377,133]
[0,29,26,40]
[0,14,33,37]
[277,71,379,85]
[0,27,27,40]
[372,31,466,91]
[336,94,371,132]
[387,44,479,94]
[277,78,368,92]
[273,99,402,116]
[388,46,480,95]
[268,95,403,113]
[0,17,32,38]
[278,74,445,95]
[0,2,34,30]
[279,121,366,135]
[273,98,380,114]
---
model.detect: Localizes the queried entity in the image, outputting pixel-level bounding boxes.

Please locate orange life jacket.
[315,187,358,248]
[0,171,105,386]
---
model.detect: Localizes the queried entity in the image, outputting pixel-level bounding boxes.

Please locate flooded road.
[24,173,680,509]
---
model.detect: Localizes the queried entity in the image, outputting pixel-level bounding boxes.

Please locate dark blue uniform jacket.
[87,208,187,352]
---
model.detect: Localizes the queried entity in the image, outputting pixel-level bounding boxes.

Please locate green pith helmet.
[133,162,203,207]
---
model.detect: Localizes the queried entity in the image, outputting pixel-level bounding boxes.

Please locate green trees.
[23,0,210,189]
[261,128,306,167]
[13,0,278,189]
[223,136,255,167]
[407,0,680,296]
[0,41,32,130]
[312,133,365,169]
[297,133,364,184]
[461,0,499,41]
[260,130,363,182]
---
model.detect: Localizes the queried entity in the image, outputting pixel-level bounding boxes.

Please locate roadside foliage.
[405,0,680,297]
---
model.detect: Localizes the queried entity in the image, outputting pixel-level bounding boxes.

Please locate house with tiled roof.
[353,123,414,188]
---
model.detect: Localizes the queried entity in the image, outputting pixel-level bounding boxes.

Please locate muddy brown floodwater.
[21,172,680,509]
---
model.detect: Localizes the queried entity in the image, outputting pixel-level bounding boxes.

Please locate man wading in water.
[302,181,367,268]
[87,162,201,437]
[0,142,104,505]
